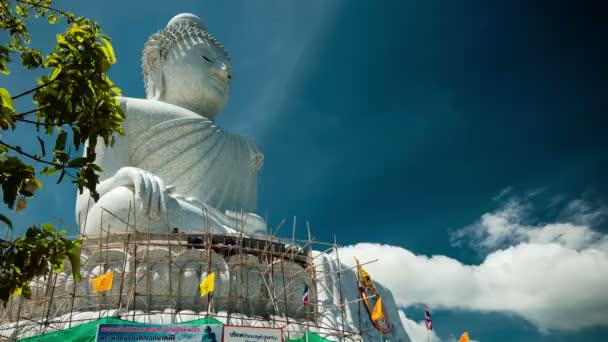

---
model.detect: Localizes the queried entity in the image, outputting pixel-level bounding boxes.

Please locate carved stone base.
[0,235,410,341]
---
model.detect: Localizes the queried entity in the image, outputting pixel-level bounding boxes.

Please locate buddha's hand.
[112,166,168,216]
[225,210,267,236]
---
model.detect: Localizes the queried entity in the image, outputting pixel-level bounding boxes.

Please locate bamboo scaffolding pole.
[7,259,375,309]
[167,208,175,322]
[332,234,347,336]
[3,208,370,341]
[131,242,138,320]
[67,243,80,328]
[306,221,315,326]
[205,207,213,316]
[10,285,25,340]
[41,269,57,333]
[279,256,290,328]
[237,221,245,318]
[116,202,132,314]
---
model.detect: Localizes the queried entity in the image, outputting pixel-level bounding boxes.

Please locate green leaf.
[0,214,12,230]
[47,13,60,24]
[67,157,85,168]
[67,241,81,281]
[20,49,43,70]
[0,156,33,208]
[0,88,13,109]
[49,66,62,81]
[33,177,42,190]
[89,163,102,172]
[53,258,65,274]
[56,169,66,184]
[15,5,28,18]
[54,131,67,151]
[22,285,31,299]
[42,223,54,235]
[41,166,59,176]
[36,136,46,157]
[101,37,116,64]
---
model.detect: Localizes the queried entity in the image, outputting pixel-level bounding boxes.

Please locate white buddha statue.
[75,13,266,237]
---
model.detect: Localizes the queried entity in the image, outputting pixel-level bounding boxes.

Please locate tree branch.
[13,116,72,127]
[0,140,74,172]
[10,80,56,100]
[13,117,46,125]
[11,108,39,118]
[16,0,71,18]
[0,0,27,48]
[11,105,50,118]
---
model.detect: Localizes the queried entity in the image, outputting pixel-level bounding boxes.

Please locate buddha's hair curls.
[142,14,230,96]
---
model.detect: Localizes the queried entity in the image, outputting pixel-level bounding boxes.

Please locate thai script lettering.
[99,335,176,341]
[228,331,279,341]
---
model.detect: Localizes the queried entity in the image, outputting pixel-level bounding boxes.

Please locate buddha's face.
[160,40,232,119]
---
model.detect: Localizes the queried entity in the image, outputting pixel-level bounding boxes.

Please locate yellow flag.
[11,287,22,296]
[358,265,372,287]
[91,271,114,293]
[371,296,384,321]
[200,272,215,296]
[458,332,470,342]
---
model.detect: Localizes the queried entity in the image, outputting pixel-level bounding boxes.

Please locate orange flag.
[91,271,114,293]
[371,296,384,321]
[458,332,470,342]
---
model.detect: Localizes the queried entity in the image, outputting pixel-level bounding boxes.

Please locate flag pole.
[425,307,430,342]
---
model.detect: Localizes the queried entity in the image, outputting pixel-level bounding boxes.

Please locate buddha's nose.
[212,61,231,83]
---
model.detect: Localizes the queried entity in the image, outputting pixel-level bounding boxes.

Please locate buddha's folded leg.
[80,186,236,237]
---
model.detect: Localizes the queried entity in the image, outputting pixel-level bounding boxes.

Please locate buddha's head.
[142,13,232,120]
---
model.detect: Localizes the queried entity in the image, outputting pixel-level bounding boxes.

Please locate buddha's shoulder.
[117,97,262,151]
[118,97,202,120]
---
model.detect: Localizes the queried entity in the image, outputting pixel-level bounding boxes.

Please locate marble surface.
[59,12,411,341]
[75,14,265,238]
[0,248,409,341]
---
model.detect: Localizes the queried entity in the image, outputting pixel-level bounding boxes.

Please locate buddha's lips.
[210,77,228,92]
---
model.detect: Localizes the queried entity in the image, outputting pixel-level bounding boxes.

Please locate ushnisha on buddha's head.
[142,13,232,120]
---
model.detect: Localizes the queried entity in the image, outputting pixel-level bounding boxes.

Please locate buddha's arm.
[75,134,125,224]
[75,131,169,224]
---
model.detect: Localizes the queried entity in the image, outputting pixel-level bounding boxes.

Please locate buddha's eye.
[203,56,211,63]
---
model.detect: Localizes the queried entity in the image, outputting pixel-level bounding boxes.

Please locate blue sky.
[2,0,608,341]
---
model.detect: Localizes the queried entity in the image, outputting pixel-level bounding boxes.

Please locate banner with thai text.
[96,323,223,342]
[223,325,283,342]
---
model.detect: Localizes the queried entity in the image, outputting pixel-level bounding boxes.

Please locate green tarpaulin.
[19,317,223,342]
[17,316,331,342]
[20,317,132,342]
[285,332,330,342]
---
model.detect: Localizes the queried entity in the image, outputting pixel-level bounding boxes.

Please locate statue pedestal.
[0,233,409,341]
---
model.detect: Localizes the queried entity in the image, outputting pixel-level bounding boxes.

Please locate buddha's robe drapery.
[100,97,262,214]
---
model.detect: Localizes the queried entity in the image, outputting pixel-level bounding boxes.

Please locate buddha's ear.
[145,48,164,100]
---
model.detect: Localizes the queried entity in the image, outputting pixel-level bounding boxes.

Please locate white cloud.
[339,242,608,332]
[559,198,608,227]
[338,198,608,333]
[451,198,607,252]
[399,311,441,342]
[492,186,512,201]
